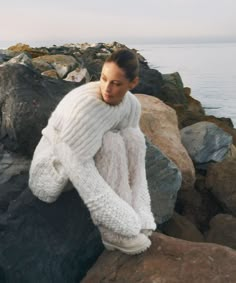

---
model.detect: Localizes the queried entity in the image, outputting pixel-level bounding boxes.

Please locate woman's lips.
[104,93,113,100]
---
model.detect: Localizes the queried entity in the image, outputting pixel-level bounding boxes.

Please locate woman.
[29,48,156,255]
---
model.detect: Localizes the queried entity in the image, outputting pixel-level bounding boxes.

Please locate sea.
[1,41,236,126]
[129,42,236,127]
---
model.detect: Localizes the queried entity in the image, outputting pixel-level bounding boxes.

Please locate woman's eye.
[112,82,121,86]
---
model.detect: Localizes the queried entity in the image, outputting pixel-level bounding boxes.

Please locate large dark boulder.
[132,67,164,98]
[0,174,103,283]
[0,64,80,156]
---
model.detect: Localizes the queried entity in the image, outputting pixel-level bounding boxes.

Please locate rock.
[31,54,78,78]
[181,121,233,165]
[132,68,163,99]
[0,175,103,283]
[161,72,188,105]
[176,187,222,231]
[0,64,80,156]
[4,53,33,68]
[0,174,28,213]
[146,140,182,224]
[0,149,30,184]
[7,43,48,58]
[135,93,195,190]
[205,159,236,216]
[32,57,54,73]
[41,69,59,78]
[183,87,205,115]
[203,116,236,146]
[173,102,236,146]
[162,212,205,242]
[80,48,104,81]
[0,53,11,64]
[65,67,90,83]
[82,232,236,283]
[205,214,236,249]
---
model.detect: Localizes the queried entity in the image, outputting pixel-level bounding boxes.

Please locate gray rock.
[146,139,182,224]
[0,53,11,64]
[0,149,30,184]
[180,121,232,164]
[0,64,81,156]
[65,68,90,83]
[5,53,33,68]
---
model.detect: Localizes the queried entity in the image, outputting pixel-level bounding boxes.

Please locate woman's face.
[100,62,138,106]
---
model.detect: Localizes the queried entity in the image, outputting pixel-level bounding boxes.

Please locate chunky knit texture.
[95,129,156,232]
[29,81,155,237]
[121,128,157,231]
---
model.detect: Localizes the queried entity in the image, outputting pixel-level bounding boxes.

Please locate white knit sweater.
[29,81,155,237]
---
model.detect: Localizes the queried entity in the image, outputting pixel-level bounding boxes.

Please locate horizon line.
[1,36,236,49]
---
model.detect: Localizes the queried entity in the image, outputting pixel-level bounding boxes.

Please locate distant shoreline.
[1,39,236,49]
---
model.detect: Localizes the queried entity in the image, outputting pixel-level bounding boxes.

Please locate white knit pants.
[94,128,153,240]
[95,130,132,206]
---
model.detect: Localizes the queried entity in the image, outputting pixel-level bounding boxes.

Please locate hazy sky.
[1,0,236,46]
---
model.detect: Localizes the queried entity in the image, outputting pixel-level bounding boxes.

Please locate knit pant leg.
[94,131,132,205]
[120,128,156,231]
[94,131,135,240]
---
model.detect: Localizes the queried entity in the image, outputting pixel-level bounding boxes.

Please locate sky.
[1,0,236,47]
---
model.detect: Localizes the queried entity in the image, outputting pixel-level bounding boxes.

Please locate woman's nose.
[105,82,112,92]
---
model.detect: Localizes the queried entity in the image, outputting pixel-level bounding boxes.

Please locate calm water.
[129,42,236,127]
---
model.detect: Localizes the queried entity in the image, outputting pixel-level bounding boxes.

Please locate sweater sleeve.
[54,141,142,237]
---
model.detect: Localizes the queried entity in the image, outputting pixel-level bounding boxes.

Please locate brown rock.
[205,159,236,216]
[135,93,195,190]
[172,104,204,128]
[82,232,236,283]
[205,214,236,249]
[184,87,205,115]
[184,86,191,96]
[176,186,221,231]
[32,54,78,78]
[162,212,205,242]
[41,69,59,79]
[8,43,48,58]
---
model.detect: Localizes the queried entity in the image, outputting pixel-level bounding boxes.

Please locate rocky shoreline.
[0,42,235,282]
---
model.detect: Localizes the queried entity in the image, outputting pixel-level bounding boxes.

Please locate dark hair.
[105,48,139,81]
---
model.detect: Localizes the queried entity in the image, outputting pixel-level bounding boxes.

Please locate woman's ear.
[129,77,139,90]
